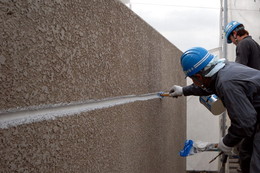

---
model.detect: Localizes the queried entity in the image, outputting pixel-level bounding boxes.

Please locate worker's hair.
[232,24,249,37]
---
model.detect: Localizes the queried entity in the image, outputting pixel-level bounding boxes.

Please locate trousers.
[239,124,260,173]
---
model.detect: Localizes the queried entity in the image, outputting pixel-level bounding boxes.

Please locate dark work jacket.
[183,62,260,147]
[236,36,260,70]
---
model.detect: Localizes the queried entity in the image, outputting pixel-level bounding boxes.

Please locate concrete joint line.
[0,93,160,129]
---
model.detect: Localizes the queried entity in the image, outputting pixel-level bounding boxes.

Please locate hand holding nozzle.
[169,85,183,97]
[158,85,183,98]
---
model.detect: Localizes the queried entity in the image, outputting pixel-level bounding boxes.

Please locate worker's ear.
[193,74,203,80]
[232,31,237,38]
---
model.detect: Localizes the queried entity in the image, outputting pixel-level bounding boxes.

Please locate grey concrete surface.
[0,0,183,109]
[0,0,186,172]
[0,99,186,172]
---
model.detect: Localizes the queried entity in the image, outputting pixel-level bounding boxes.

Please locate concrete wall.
[0,0,186,172]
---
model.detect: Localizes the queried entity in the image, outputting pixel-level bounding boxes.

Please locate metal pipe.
[220,1,228,172]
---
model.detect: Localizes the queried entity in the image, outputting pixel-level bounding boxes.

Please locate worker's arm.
[219,84,257,147]
[169,84,213,97]
[182,84,213,96]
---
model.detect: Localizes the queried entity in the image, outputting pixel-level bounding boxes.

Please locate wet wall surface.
[0,0,186,172]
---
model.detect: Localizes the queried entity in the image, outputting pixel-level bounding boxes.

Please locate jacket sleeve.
[220,83,258,147]
[183,84,214,96]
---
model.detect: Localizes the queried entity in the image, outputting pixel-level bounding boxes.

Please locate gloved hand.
[169,85,183,97]
[218,138,233,155]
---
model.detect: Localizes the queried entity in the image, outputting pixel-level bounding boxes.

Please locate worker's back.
[236,36,260,70]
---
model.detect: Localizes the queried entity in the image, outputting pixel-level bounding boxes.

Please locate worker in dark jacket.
[170,47,260,173]
[224,21,260,70]
[225,21,260,172]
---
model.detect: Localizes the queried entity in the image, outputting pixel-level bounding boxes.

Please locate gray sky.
[128,0,221,52]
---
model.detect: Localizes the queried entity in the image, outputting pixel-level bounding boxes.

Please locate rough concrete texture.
[0,0,184,109]
[0,100,186,172]
[0,0,186,172]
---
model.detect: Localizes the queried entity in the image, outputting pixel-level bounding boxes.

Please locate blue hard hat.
[224,21,242,44]
[181,47,214,77]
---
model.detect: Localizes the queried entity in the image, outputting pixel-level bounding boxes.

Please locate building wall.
[0,0,186,172]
